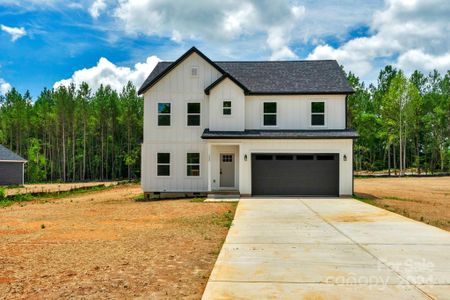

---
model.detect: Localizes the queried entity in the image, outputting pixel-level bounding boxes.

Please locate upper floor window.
[263,102,277,126]
[187,153,200,176]
[158,103,171,126]
[187,103,201,126]
[191,66,199,77]
[311,102,325,126]
[223,101,232,115]
[157,153,170,176]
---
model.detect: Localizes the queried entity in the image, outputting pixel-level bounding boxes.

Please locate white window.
[191,66,199,77]
[187,153,200,176]
[158,103,171,126]
[223,101,232,115]
[263,102,277,126]
[157,153,170,176]
[311,102,325,126]
[187,103,201,126]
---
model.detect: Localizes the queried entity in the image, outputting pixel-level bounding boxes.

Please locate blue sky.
[0,0,449,98]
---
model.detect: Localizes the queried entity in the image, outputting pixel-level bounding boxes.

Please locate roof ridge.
[158,60,338,64]
[215,60,337,63]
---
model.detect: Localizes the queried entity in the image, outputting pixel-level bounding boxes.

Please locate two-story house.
[138,47,357,199]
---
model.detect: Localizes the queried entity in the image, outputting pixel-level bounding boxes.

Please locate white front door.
[220,154,235,187]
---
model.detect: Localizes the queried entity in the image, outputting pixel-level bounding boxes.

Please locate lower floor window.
[187,153,200,176]
[157,153,170,176]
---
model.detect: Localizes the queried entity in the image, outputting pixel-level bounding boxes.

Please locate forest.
[0,82,142,182]
[0,66,449,183]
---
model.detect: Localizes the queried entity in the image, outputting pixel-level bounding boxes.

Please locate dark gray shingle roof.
[202,129,358,139]
[0,145,27,162]
[138,62,172,95]
[138,47,354,95]
[214,60,353,94]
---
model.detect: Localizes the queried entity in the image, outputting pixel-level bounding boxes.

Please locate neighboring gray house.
[139,47,357,198]
[0,145,27,186]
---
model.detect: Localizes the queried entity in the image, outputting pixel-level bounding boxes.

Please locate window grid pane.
[264,102,277,113]
[187,153,200,164]
[187,103,200,113]
[157,153,170,163]
[311,102,324,113]
[158,115,171,126]
[264,114,277,126]
[187,115,200,126]
[157,165,170,176]
[311,114,325,126]
[158,103,171,113]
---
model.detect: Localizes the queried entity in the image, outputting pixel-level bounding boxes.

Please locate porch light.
[343,154,347,161]
[244,154,248,161]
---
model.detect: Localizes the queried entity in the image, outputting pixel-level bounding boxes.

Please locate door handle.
[220,169,222,175]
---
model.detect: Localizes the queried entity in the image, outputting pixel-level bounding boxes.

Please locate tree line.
[0,82,143,182]
[347,67,450,175]
[0,66,449,183]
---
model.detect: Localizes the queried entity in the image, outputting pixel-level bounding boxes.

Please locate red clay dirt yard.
[354,176,450,231]
[0,184,235,299]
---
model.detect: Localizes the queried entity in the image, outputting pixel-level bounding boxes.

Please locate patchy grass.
[134,193,146,201]
[355,176,450,231]
[0,184,236,299]
[190,197,206,203]
[212,205,237,228]
[0,184,113,208]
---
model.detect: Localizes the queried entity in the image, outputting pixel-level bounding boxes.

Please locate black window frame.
[158,103,171,126]
[263,102,277,126]
[223,101,232,115]
[311,101,325,126]
[186,153,200,176]
[187,102,201,126]
[157,153,170,176]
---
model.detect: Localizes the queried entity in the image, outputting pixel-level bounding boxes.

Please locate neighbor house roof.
[138,47,354,95]
[0,145,27,162]
[201,129,359,139]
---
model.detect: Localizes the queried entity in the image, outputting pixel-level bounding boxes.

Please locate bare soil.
[0,184,235,299]
[5,181,119,196]
[354,176,450,231]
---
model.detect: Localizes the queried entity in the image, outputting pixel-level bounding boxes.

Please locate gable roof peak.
[138,46,223,95]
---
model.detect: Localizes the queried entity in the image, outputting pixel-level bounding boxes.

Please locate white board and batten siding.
[141,53,221,192]
[245,95,346,130]
[141,52,352,195]
[209,78,246,131]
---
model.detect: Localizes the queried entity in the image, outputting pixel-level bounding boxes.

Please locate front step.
[207,194,240,199]
[206,191,240,202]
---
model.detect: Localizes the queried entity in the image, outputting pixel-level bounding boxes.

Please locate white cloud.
[397,50,450,74]
[307,0,450,78]
[113,0,306,60]
[0,78,12,95]
[89,0,106,18]
[1,24,26,42]
[53,55,161,92]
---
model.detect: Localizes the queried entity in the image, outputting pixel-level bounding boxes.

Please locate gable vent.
[191,66,199,76]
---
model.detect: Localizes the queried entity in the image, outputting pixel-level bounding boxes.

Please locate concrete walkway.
[202,198,450,300]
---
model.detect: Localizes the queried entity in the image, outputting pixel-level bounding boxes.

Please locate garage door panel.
[251,153,339,196]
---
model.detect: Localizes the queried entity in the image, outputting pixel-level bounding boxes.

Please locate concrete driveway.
[202,198,450,300]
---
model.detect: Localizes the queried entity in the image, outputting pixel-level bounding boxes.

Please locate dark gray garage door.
[251,153,339,196]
